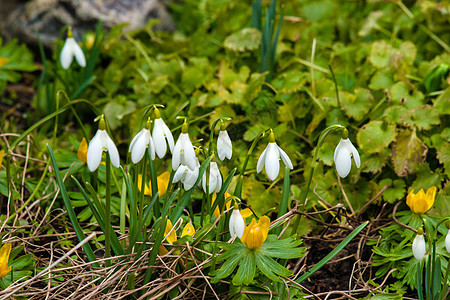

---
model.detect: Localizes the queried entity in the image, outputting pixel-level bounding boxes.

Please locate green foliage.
[0,38,37,94]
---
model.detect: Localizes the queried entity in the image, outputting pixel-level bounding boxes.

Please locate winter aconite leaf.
[357,120,396,154]
[391,129,428,177]
[340,88,374,121]
[400,105,440,130]
[224,28,261,52]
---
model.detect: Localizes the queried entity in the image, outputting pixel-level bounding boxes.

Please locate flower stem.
[234,130,268,198]
[291,124,344,235]
[105,154,111,267]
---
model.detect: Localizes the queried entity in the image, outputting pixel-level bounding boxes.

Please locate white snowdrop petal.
[163,122,175,153]
[153,120,167,158]
[172,136,183,170]
[71,39,86,67]
[256,147,268,173]
[202,172,207,193]
[445,229,450,253]
[86,131,103,172]
[217,130,232,160]
[335,146,351,178]
[173,166,186,183]
[60,39,74,69]
[334,139,343,163]
[105,133,120,168]
[215,168,222,193]
[182,134,196,171]
[229,210,245,238]
[131,134,148,164]
[148,134,156,160]
[129,129,143,153]
[265,143,280,181]
[412,234,426,260]
[277,143,293,169]
[350,142,361,168]
[184,167,199,190]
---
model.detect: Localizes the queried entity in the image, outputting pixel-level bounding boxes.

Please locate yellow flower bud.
[0,243,12,278]
[77,138,88,163]
[406,186,436,214]
[164,220,178,244]
[240,216,270,251]
[181,222,195,238]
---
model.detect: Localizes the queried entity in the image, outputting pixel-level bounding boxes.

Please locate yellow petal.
[164,220,177,244]
[240,208,253,219]
[425,186,436,203]
[77,138,88,163]
[157,171,171,197]
[0,149,4,169]
[159,245,169,255]
[258,216,270,242]
[0,244,12,278]
[212,192,233,218]
[241,218,256,247]
[181,222,195,238]
[245,225,264,250]
[406,187,436,214]
[137,174,152,196]
[0,57,10,68]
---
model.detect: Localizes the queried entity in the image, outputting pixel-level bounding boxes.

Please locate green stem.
[120,179,127,249]
[328,65,341,108]
[105,154,111,267]
[139,153,148,228]
[291,125,344,235]
[275,167,290,236]
[234,130,268,198]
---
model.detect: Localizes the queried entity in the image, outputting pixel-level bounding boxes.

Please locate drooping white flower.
[256,131,293,181]
[229,206,245,239]
[87,117,120,172]
[60,29,86,69]
[412,231,426,260]
[129,119,156,164]
[202,156,222,194]
[173,158,200,191]
[334,129,360,178]
[152,108,174,159]
[217,123,232,160]
[172,121,196,171]
[445,229,450,253]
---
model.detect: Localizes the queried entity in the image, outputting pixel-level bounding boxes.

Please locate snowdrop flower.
[229,204,245,239]
[152,108,174,159]
[256,130,293,181]
[412,228,426,260]
[217,122,232,161]
[172,120,196,171]
[334,129,360,178]
[173,156,200,191]
[60,28,86,69]
[87,116,120,172]
[129,118,156,164]
[202,153,222,194]
[446,228,450,253]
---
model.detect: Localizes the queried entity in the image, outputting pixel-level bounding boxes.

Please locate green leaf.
[340,88,374,121]
[224,28,261,52]
[256,252,292,279]
[357,120,396,154]
[382,105,408,124]
[436,143,450,175]
[433,87,450,115]
[361,152,388,174]
[369,40,395,69]
[272,71,307,94]
[411,163,443,191]
[181,57,215,94]
[369,69,395,90]
[401,105,440,130]
[232,250,256,285]
[390,81,424,108]
[391,129,428,177]
[379,178,406,204]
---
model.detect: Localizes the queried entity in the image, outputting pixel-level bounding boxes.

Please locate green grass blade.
[417,262,424,300]
[296,221,369,283]
[251,0,262,30]
[275,167,290,235]
[47,145,99,268]
[71,176,124,255]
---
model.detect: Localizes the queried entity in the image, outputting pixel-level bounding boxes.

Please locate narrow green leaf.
[47,145,99,268]
[275,167,290,235]
[212,249,246,283]
[233,251,256,285]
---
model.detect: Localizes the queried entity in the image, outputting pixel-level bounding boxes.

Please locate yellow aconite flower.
[0,243,12,278]
[164,220,178,244]
[212,192,252,219]
[181,222,195,238]
[0,149,4,168]
[138,171,171,197]
[77,138,88,163]
[240,216,270,251]
[406,186,436,214]
[0,57,10,68]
